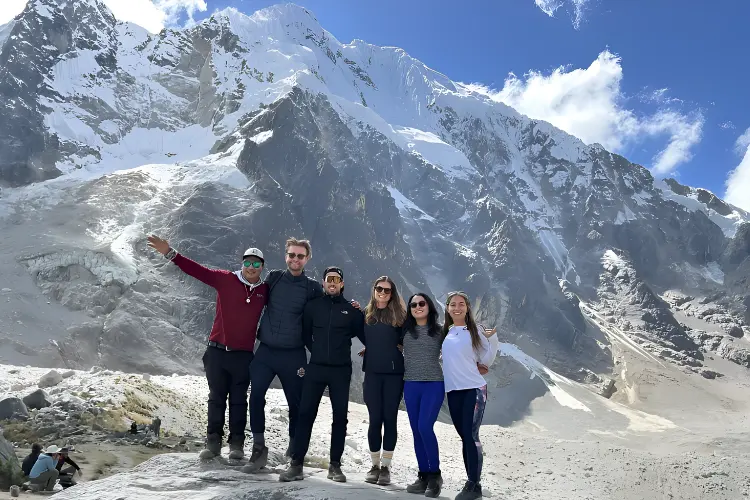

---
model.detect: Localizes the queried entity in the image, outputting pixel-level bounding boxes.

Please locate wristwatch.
[164,248,177,261]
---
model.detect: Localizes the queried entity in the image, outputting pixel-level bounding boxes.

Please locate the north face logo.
[341,310,348,315]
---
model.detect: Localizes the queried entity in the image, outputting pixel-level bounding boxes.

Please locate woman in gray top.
[402,293,445,497]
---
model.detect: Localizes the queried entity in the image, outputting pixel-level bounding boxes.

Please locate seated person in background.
[21,443,42,477]
[56,447,82,488]
[28,445,61,492]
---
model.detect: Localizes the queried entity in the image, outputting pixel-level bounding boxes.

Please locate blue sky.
[1,0,747,208]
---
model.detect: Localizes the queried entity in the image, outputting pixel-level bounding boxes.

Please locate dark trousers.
[447,386,488,483]
[292,363,352,464]
[363,373,404,452]
[249,343,307,439]
[404,381,445,473]
[202,346,254,443]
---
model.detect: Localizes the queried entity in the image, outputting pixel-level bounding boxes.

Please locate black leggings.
[447,386,488,483]
[363,373,404,452]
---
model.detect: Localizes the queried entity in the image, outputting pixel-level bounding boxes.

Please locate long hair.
[443,291,482,352]
[403,293,442,339]
[365,275,406,327]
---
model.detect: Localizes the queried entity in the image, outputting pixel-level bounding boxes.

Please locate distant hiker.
[245,237,326,472]
[28,445,61,491]
[21,443,42,477]
[401,293,445,497]
[148,234,268,461]
[359,276,406,486]
[441,291,498,500]
[279,266,366,483]
[56,447,82,488]
[151,416,161,438]
[130,422,138,434]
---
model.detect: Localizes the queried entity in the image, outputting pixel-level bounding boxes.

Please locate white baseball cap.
[44,445,61,454]
[243,247,264,262]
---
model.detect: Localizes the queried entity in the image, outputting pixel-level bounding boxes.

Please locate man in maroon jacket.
[148,235,268,460]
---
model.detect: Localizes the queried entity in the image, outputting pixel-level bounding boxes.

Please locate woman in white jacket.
[441,291,498,500]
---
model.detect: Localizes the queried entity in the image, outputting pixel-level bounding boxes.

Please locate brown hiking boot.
[376,465,391,485]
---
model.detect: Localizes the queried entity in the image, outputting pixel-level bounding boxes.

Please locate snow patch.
[386,186,436,222]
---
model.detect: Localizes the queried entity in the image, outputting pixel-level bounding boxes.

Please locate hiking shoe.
[241,444,268,473]
[198,433,221,459]
[279,462,304,482]
[405,472,427,494]
[455,481,482,500]
[376,465,391,485]
[327,462,346,483]
[424,471,443,498]
[228,443,244,460]
[364,465,380,484]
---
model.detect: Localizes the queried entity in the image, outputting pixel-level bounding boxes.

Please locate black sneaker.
[198,433,221,460]
[364,465,380,484]
[279,461,304,482]
[376,465,391,485]
[327,462,346,482]
[455,481,482,500]
[405,472,427,494]
[241,444,268,473]
[424,471,443,498]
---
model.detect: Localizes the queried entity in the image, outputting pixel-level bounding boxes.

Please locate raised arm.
[477,326,499,367]
[148,234,224,288]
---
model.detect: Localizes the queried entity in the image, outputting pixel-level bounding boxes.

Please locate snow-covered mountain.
[1,0,749,417]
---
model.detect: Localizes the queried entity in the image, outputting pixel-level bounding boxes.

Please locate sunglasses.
[374,285,392,294]
[325,275,342,284]
[243,261,262,268]
[410,300,426,309]
[287,252,307,260]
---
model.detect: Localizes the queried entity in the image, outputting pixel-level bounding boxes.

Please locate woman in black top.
[360,275,406,487]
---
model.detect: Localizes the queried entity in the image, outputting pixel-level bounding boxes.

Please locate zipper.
[326,300,333,364]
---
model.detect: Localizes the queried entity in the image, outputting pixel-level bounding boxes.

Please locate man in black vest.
[279,266,365,483]
[244,237,324,472]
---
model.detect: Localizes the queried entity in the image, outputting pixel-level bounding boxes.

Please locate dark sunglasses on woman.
[409,300,426,308]
[374,285,392,294]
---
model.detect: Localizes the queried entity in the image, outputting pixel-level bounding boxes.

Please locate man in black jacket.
[279,266,365,483]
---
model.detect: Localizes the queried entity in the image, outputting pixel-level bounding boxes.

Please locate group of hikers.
[20,444,82,491]
[147,234,499,500]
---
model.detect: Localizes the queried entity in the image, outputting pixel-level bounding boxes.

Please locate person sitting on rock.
[21,443,42,478]
[28,445,61,492]
[55,447,82,488]
[279,266,365,483]
[130,422,138,434]
[151,416,161,438]
[148,235,268,461]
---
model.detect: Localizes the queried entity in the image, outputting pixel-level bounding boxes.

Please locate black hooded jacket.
[302,293,365,367]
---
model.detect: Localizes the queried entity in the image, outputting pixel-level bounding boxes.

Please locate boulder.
[0,397,29,420]
[0,431,23,490]
[726,324,744,339]
[38,369,63,388]
[22,389,51,410]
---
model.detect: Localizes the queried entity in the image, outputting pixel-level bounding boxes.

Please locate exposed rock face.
[0,397,29,420]
[0,1,747,390]
[22,388,52,410]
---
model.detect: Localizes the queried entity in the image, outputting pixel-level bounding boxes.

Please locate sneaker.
[364,465,380,484]
[327,462,346,483]
[198,433,221,460]
[405,472,427,494]
[240,444,268,473]
[454,481,482,500]
[279,462,304,482]
[424,471,443,498]
[376,465,391,486]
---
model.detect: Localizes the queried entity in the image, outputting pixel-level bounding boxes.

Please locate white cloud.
[725,127,750,212]
[465,51,704,176]
[534,0,590,29]
[0,0,206,33]
[720,121,736,130]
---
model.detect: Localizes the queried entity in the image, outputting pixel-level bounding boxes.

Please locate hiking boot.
[198,433,221,459]
[228,443,244,460]
[279,461,304,482]
[364,465,380,484]
[327,462,346,483]
[376,465,391,485]
[455,481,482,500]
[405,472,427,494]
[424,471,443,498]
[241,444,268,473]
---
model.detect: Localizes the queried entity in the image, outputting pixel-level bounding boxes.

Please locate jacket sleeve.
[351,309,366,345]
[172,254,226,288]
[477,327,500,367]
[310,278,324,299]
[397,326,405,345]
[65,456,81,471]
[302,301,314,352]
